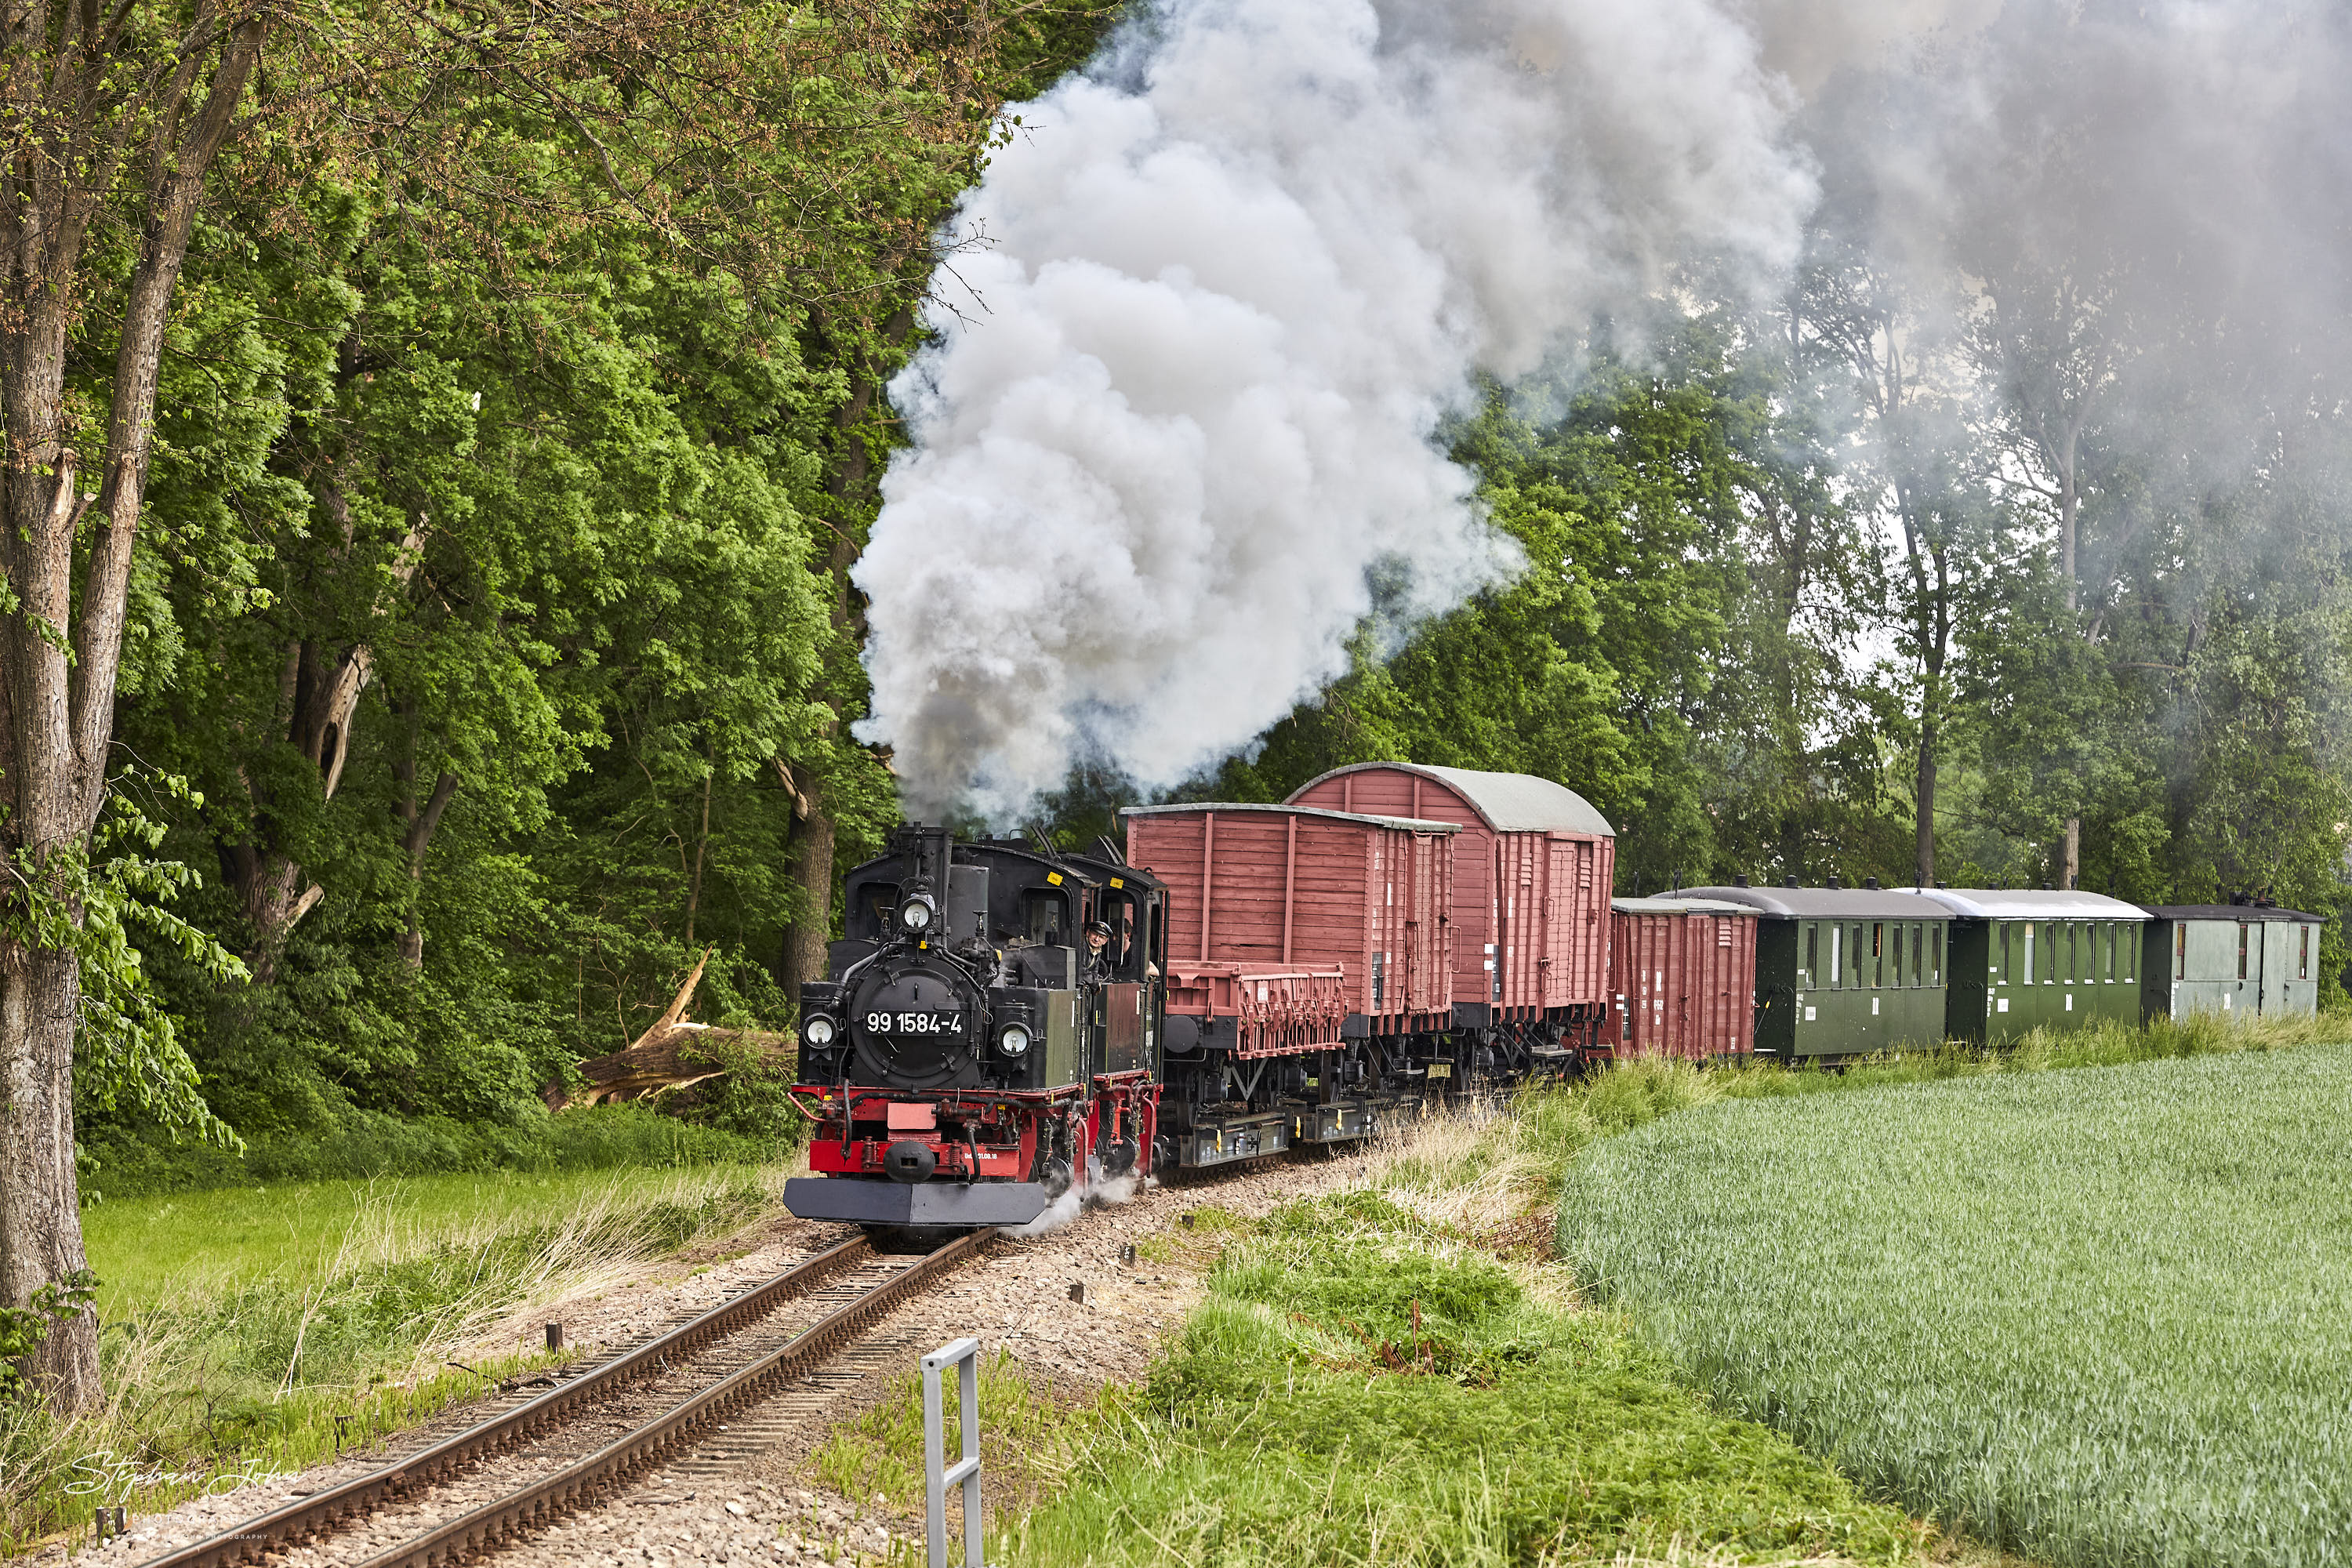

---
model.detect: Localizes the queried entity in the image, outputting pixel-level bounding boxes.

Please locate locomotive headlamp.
[997,1022,1032,1058]
[800,1013,837,1048]
[898,893,936,934]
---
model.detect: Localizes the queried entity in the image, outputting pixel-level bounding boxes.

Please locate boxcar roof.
[1905,887,2151,922]
[1611,896,1761,916]
[1287,762,1615,837]
[1679,885,1951,920]
[2139,903,2327,923]
[1121,801,1463,834]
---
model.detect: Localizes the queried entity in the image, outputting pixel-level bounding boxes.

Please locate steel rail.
[352,1229,991,1568]
[141,1234,877,1568]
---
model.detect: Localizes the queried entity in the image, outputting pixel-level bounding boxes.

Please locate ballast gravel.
[71,1146,1376,1568]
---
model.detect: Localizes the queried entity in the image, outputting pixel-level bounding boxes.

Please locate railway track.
[140,1229,990,1568]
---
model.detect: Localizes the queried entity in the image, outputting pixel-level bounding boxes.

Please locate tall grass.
[6,1164,781,1550]
[989,1194,1923,1566]
[1559,1042,2352,1568]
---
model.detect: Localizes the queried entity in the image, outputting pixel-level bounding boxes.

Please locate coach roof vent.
[1285,762,1613,837]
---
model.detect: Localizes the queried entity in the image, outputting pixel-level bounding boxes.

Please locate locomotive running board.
[784,1178,1050,1227]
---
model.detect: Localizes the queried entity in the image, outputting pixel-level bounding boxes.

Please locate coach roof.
[1287,762,1615,837]
[2140,903,2327,923]
[1680,885,1951,920]
[1907,887,2152,922]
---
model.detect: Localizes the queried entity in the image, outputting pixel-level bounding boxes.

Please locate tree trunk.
[2064,818,2081,890]
[1915,712,1937,890]
[0,943,100,1406]
[392,760,459,973]
[783,810,838,996]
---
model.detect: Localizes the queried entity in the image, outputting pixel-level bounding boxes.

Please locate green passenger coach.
[1907,888,2150,1044]
[2138,904,2326,1022]
[1681,884,1951,1060]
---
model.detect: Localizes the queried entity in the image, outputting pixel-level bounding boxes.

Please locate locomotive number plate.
[866,1011,964,1036]
[1427,1062,1453,1080]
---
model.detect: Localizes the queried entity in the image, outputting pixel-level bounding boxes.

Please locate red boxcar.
[1608,896,1759,1060]
[1123,803,1460,1044]
[1285,764,1616,1028]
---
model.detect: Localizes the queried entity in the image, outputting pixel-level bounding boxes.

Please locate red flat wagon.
[1285,764,1615,1055]
[1607,896,1760,1060]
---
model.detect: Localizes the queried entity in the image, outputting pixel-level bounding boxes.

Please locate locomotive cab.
[783,826,1166,1233]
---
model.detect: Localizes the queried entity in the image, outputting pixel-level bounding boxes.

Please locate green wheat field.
[1560,1042,2352,1567]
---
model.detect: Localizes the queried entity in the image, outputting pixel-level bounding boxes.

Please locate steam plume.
[855,0,1815,821]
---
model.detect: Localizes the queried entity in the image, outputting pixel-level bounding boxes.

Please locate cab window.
[1022,889,1071,947]
[858,884,901,941]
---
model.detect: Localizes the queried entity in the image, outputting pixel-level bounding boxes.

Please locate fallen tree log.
[544,950,797,1110]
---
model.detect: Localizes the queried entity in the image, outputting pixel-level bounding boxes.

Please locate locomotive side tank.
[784,825,1164,1232]
[1285,763,1615,1072]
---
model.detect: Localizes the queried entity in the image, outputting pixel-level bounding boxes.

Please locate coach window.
[2175,924,2187,979]
[2124,927,2136,983]
[1888,924,1902,987]
[2238,922,2250,981]
[1829,923,1842,989]
[1804,923,1817,986]
[1931,924,1944,985]
[2300,924,2312,981]
[2067,923,2079,982]
[2023,922,2035,985]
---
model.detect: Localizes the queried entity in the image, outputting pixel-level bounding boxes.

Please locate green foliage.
[1000,1193,1924,1566]
[1561,1042,2352,1567]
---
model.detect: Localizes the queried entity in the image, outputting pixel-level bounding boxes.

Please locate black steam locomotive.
[784,826,1167,1229]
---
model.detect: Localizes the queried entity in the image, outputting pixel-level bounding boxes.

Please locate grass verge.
[1559,1041,2352,1568]
[5,1162,784,1550]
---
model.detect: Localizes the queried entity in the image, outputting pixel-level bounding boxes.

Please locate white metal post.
[923,1337,984,1568]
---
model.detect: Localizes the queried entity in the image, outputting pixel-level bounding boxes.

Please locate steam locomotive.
[783,824,1168,1229]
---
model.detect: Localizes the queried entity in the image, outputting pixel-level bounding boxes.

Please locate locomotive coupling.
[884,1140,938,1182]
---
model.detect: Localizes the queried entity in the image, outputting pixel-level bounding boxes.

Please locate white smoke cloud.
[856,0,1817,821]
